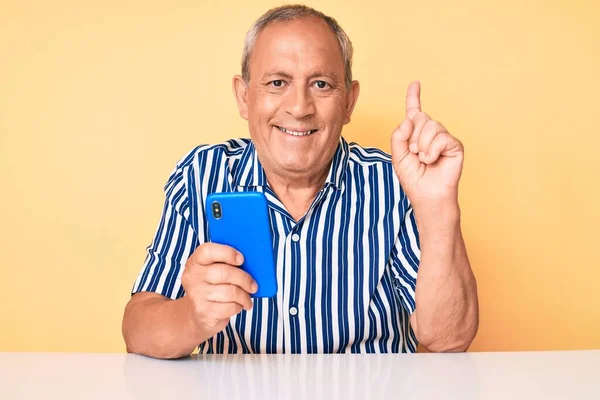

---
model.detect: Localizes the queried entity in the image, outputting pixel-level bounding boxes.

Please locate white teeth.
[278,126,315,136]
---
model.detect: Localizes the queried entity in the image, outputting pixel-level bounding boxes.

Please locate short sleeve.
[388,203,420,314]
[131,164,200,300]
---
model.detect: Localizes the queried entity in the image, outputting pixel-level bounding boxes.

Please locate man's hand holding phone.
[181,242,257,338]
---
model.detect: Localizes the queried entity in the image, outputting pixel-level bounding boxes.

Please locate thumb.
[391,117,414,163]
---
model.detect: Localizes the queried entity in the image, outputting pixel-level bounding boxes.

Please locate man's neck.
[264,166,330,222]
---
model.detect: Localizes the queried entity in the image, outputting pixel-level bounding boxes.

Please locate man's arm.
[391,81,479,352]
[122,292,206,359]
[410,200,478,352]
[123,243,257,359]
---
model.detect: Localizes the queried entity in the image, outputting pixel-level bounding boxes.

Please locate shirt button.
[291,234,300,242]
[289,306,298,316]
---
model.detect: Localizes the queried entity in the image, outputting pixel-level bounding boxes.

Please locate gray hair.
[241,4,354,88]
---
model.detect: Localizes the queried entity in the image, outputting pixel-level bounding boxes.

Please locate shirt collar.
[324,136,350,190]
[231,141,268,188]
[232,137,350,190]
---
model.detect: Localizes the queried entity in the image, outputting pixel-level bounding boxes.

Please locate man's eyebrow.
[307,70,340,81]
[261,71,294,80]
[261,70,342,81]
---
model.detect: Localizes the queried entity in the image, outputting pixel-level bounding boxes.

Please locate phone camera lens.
[212,201,222,219]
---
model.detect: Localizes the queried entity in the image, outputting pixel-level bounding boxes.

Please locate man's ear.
[232,75,249,120]
[343,80,360,125]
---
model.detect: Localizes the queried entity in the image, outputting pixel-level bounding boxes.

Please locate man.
[122,4,478,358]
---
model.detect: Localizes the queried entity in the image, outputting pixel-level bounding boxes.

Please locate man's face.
[234,18,359,180]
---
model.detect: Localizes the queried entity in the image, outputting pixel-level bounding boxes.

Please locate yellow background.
[1,0,599,353]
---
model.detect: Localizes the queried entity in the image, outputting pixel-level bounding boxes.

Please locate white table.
[1,351,599,399]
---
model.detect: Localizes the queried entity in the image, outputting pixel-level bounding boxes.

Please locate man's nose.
[285,84,315,119]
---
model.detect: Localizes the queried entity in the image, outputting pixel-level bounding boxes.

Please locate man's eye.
[271,80,284,87]
[315,81,330,89]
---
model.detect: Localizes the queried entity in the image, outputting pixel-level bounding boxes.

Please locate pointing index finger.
[405,80,422,120]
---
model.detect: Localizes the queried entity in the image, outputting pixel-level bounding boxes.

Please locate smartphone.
[205,191,277,298]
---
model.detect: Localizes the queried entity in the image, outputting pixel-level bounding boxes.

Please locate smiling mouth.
[275,125,318,137]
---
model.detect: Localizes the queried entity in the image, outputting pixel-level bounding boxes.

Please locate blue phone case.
[205,192,277,298]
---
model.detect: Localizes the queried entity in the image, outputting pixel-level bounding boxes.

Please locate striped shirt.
[132,137,421,353]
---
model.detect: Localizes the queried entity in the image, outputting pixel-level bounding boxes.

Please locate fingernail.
[252,283,258,293]
[236,254,244,265]
[410,143,418,153]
